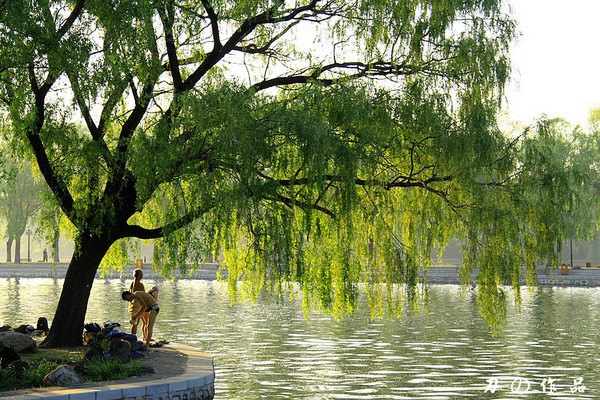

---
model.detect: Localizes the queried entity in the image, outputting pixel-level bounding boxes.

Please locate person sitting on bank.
[128,269,146,338]
[122,290,159,350]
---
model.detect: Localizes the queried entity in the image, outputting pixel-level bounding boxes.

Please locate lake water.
[0,278,599,399]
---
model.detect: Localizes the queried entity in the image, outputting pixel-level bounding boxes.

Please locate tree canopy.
[0,0,584,346]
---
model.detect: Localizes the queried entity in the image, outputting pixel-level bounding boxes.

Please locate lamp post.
[26,229,32,262]
[570,238,573,269]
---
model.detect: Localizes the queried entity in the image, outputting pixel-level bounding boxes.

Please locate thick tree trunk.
[6,238,12,262]
[53,232,60,262]
[41,235,114,347]
[14,238,21,264]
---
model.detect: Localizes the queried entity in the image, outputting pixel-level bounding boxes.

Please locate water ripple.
[0,280,598,399]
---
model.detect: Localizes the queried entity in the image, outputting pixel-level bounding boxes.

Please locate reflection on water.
[0,278,599,399]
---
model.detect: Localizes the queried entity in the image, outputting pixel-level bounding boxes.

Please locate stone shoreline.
[0,343,215,400]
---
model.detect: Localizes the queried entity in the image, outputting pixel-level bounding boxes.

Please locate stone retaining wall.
[423,265,600,287]
[2,263,600,287]
[1,344,215,400]
[0,264,224,280]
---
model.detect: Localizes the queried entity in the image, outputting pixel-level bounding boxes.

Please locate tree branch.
[26,74,75,220]
[250,61,421,92]
[158,1,184,91]
[115,79,156,169]
[119,202,215,239]
[97,80,128,135]
[181,0,320,91]
[257,171,453,190]
[232,20,300,55]
[253,171,455,220]
[201,0,221,49]
[251,75,334,91]
[64,72,115,166]
[66,71,99,138]
[56,0,85,39]
[266,193,335,218]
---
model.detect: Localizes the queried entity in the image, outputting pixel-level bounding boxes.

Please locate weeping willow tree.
[0,0,581,347]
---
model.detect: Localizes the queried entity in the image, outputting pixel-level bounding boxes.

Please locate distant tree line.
[0,153,63,263]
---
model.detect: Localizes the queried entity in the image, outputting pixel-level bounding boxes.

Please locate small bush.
[0,346,142,392]
[0,368,13,391]
[0,360,59,391]
[20,361,60,388]
[85,358,142,382]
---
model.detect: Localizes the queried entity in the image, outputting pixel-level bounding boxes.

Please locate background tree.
[36,191,70,263]
[0,160,44,263]
[556,110,600,265]
[0,0,579,347]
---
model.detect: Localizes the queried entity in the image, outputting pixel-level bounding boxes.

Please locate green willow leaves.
[0,0,585,342]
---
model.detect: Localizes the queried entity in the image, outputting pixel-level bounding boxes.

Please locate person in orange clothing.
[128,269,146,338]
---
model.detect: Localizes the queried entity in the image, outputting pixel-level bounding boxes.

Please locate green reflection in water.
[0,279,599,399]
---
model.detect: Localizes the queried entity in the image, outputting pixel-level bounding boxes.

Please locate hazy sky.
[505,0,600,126]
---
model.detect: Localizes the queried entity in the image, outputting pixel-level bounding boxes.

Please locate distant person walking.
[122,290,159,350]
[42,248,48,262]
[128,269,146,338]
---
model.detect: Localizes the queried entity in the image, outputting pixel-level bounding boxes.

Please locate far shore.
[1,262,600,288]
[0,262,224,280]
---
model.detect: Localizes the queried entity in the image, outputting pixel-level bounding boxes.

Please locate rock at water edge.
[0,331,36,353]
